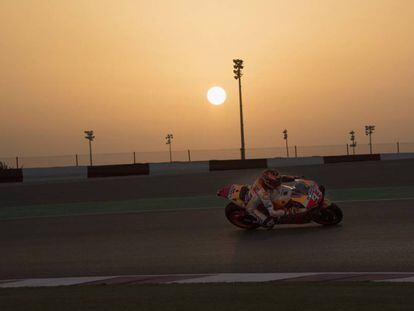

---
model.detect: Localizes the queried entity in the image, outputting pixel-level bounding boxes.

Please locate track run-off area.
[1,159,414,280]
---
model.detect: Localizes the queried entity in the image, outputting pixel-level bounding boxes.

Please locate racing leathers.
[245,175,297,224]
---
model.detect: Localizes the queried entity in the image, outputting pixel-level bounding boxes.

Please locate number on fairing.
[308,187,321,202]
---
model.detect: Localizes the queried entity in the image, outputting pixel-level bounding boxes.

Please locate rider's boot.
[246,208,271,227]
[262,217,275,229]
[268,208,286,224]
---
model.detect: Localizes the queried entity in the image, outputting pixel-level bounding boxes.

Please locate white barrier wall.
[267,157,324,168]
[23,166,87,182]
[380,153,414,161]
[149,161,209,176]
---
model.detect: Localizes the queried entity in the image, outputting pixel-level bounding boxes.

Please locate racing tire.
[225,203,260,230]
[312,203,343,226]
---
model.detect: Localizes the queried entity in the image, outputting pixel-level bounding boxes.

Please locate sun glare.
[207,86,226,106]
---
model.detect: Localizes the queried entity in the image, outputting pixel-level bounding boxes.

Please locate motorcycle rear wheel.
[225,203,260,230]
[312,203,343,226]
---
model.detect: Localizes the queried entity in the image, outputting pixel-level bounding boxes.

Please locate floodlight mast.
[233,59,246,160]
[283,129,289,157]
[84,130,95,166]
[365,125,375,154]
[166,133,173,163]
[349,130,357,155]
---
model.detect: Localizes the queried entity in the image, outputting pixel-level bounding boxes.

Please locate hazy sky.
[1,0,413,156]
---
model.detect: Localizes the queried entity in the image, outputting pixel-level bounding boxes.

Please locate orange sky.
[1,0,413,156]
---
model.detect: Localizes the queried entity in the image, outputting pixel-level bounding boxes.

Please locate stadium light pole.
[233,59,246,160]
[166,133,173,163]
[365,125,375,154]
[349,130,357,155]
[283,129,289,157]
[84,130,95,166]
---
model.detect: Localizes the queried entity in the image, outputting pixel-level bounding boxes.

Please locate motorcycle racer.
[245,169,298,228]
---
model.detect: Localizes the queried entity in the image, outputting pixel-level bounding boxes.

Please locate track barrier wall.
[209,159,267,171]
[22,166,87,182]
[380,153,414,161]
[267,157,324,168]
[149,161,209,175]
[1,153,413,183]
[0,169,23,183]
[323,154,381,164]
[87,164,150,178]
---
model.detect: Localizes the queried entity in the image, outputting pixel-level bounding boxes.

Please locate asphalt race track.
[1,159,414,279]
[2,159,414,207]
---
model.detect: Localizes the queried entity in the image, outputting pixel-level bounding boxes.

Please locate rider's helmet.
[260,169,281,190]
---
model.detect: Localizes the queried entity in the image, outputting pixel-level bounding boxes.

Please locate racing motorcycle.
[217,179,343,229]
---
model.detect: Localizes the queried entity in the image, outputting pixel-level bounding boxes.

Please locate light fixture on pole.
[365,125,375,154]
[233,58,246,160]
[165,133,173,163]
[349,130,357,155]
[283,129,289,158]
[84,130,95,166]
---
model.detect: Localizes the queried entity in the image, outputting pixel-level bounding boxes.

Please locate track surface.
[0,160,414,279]
[1,199,414,279]
[2,159,414,207]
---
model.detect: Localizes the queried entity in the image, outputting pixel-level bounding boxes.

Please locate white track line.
[169,273,318,284]
[2,273,414,288]
[0,276,114,288]
[380,276,414,282]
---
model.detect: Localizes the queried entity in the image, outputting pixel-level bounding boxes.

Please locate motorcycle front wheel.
[312,203,343,226]
[225,203,260,230]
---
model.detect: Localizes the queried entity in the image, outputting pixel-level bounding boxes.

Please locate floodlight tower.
[84,130,95,166]
[349,130,357,155]
[365,125,375,154]
[233,59,246,160]
[283,129,289,157]
[166,133,173,163]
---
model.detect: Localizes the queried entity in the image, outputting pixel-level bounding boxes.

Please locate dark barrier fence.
[0,169,23,183]
[323,154,381,164]
[209,159,267,171]
[87,163,149,178]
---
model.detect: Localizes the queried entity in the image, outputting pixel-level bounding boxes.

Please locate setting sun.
[207,86,227,106]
